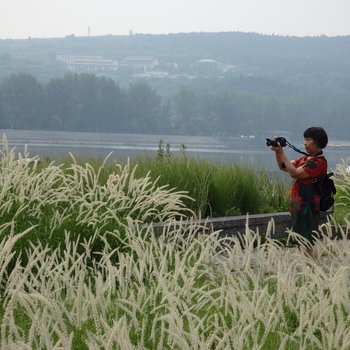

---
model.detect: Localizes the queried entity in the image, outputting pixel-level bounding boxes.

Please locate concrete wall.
[153,212,331,240]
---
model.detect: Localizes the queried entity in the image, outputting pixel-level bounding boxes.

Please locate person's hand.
[271,143,283,153]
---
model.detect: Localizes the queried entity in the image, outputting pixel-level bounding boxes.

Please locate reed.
[333,158,350,223]
[57,152,290,217]
[0,138,349,349]
[1,212,350,348]
[131,155,289,216]
[0,139,192,262]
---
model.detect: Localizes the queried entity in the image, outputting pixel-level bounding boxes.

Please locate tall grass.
[0,138,192,260]
[1,206,350,348]
[131,155,289,216]
[1,138,350,349]
[57,152,290,217]
[334,158,350,223]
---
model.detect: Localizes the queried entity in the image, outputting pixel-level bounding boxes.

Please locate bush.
[0,140,191,261]
[132,155,289,217]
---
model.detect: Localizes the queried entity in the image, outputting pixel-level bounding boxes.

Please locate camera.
[266,136,287,147]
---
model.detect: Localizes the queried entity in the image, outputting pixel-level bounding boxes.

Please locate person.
[271,127,328,258]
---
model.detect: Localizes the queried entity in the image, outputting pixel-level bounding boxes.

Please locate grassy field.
[0,137,350,349]
[54,148,290,218]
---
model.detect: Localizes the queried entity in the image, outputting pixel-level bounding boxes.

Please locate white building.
[56,55,118,72]
[120,56,159,73]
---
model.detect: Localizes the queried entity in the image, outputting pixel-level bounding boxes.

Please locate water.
[1,129,349,173]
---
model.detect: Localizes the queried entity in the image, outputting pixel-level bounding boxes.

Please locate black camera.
[266,136,287,147]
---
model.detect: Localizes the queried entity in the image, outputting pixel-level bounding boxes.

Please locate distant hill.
[0,32,349,139]
[0,32,349,92]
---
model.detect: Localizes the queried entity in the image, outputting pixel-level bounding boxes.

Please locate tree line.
[0,72,349,139]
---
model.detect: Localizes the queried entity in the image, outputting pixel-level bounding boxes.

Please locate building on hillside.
[193,59,235,76]
[132,71,169,78]
[194,59,222,74]
[56,55,118,72]
[196,58,222,67]
[120,56,159,73]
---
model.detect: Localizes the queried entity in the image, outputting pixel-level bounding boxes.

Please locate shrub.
[0,139,192,261]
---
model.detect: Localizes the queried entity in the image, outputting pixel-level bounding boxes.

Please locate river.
[1,129,349,173]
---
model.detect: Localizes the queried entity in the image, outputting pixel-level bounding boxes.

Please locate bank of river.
[1,129,349,172]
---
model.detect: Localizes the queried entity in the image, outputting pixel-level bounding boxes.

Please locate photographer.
[270,127,328,258]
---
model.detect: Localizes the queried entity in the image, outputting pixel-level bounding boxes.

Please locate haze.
[0,0,349,39]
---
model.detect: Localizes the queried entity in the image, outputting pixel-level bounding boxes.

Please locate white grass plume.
[1,139,350,348]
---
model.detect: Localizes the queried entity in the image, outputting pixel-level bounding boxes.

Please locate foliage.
[132,154,289,217]
[0,198,350,347]
[333,158,350,223]
[0,73,46,129]
[0,32,350,137]
[0,138,191,261]
[0,140,350,348]
[0,70,350,138]
[156,139,172,160]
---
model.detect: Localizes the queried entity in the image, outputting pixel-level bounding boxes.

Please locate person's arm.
[272,144,308,179]
[274,148,288,171]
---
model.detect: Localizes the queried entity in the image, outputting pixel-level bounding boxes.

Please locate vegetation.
[0,32,349,138]
[332,159,350,224]
[0,139,191,261]
[53,140,289,217]
[1,32,349,85]
[132,155,289,217]
[1,72,350,138]
[1,141,350,348]
[1,31,349,347]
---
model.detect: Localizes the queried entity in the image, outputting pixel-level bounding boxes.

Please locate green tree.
[172,87,201,134]
[93,76,128,132]
[46,73,128,132]
[201,92,240,135]
[0,74,45,129]
[46,73,79,130]
[127,82,162,133]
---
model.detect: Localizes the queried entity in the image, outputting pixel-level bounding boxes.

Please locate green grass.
[1,143,350,349]
[329,160,350,224]
[60,154,290,217]
[70,153,349,223]
[3,226,348,349]
[132,156,290,216]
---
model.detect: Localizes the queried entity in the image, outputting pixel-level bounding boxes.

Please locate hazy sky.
[0,0,349,39]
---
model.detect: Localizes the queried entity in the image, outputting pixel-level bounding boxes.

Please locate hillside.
[1,32,349,90]
[0,32,349,138]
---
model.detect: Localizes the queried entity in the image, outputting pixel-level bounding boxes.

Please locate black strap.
[287,143,326,184]
[285,140,324,158]
[311,157,328,185]
[281,139,325,172]
[285,140,309,156]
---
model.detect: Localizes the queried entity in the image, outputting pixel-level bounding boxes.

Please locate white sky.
[0,0,349,39]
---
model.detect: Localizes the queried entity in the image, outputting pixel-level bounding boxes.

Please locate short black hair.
[303,127,328,149]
